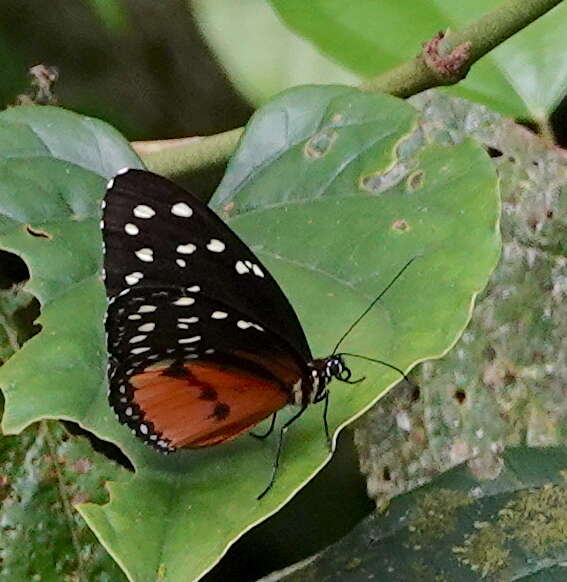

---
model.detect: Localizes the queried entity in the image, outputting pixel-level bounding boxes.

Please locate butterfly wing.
[102,169,311,361]
[102,170,313,450]
[111,355,291,450]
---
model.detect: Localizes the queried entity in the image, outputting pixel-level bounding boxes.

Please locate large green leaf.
[267,447,567,581]
[270,0,567,121]
[0,88,499,582]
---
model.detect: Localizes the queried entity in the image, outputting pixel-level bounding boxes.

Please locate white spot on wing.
[174,297,195,306]
[117,167,130,176]
[124,223,139,236]
[138,322,155,332]
[133,205,156,219]
[187,285,200,292]
[176,259,186,268]
[237,320,253,329]
[129,335,147,343]
[179,336,201,344]
[177,243,196,254]
[106,178,115,190]
[252,264,264,278]
[140,424,149,435]
[139,305,156,313]
[211,311,228,319]
[130,347,150,354]
[207,239,225,252]
[135,248,154,262]
[128,314,142,321]
[179,317,198,323]
[171,202,193,218]
[125,272,143,285]
[235,260,249,275]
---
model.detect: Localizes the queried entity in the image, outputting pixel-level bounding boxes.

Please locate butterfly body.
[102,169,350,454]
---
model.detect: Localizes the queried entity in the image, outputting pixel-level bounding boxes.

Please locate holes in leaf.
[454,390,466,404]
[382,466,391,481]
[485,146,503,158]
[0,251,29,289]
[63,421,135,472]
[0,250,41,352]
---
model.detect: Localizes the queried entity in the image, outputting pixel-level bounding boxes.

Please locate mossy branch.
[134,0,563,178]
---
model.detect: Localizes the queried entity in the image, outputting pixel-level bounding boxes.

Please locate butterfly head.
[307,354,351,404]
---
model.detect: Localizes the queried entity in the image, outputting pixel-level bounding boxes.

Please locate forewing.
[106,286,306,375]
[102,169,311,360]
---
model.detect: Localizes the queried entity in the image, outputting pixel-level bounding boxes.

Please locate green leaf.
[354,91,567,508]
[193,0,360,105]
[269,447,567,581]
[269,0,567,121]
[0,89,499,582]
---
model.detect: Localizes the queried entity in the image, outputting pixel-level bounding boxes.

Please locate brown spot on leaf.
[304,129,337,158]
[26,225,51,239]
[406,170,424,191]
[392,219,410,232]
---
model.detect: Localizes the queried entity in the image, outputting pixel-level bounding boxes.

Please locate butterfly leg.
[250,413,278,440]
[257,405,308,500]
[322,392,332,451]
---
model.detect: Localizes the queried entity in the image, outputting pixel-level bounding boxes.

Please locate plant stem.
[132,128,243,179]
[137,0,563,176]
[361,0,565,95]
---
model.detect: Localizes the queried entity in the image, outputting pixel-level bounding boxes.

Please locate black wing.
[102,168,311,361]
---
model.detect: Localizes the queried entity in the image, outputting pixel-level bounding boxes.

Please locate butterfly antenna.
[336,352,415,386]
[332,256,417,355]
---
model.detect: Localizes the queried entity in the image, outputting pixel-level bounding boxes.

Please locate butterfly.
[102,169,412,497]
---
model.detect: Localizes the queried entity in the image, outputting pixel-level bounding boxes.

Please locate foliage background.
[0,1,565,581]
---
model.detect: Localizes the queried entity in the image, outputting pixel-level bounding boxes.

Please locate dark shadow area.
[203,429,374,582]
[0,250,30,289]
[62,421,135,472]
[517,93,567,148]
[0,251,41,351]
[550,93,567,148]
